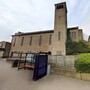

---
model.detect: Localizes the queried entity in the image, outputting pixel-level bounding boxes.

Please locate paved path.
[0,60,90,90]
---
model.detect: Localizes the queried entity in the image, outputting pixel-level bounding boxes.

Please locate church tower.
[52,2,67,55]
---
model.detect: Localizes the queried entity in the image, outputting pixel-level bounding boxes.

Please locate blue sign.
[33,55,48,81]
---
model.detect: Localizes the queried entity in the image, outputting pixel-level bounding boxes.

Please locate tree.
[66,40,90,55]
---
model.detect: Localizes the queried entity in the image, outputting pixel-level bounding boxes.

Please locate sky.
[0,0,90,42]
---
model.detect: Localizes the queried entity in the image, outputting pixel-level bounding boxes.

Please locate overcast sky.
[0,0,90,42]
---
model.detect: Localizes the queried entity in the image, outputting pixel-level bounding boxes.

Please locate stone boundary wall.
[48,55,78,70]
[48,55,78,77]
[48,55,90,81]
[76,73,90,81]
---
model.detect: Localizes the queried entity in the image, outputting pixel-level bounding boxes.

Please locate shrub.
[75,53,90,73]
[66,40,90,55]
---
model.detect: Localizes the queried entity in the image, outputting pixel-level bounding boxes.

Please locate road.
[0,59,90,90]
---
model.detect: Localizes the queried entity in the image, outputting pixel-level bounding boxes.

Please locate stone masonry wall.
[48,55,78,77]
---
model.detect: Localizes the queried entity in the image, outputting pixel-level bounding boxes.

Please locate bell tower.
[52,2,67,55]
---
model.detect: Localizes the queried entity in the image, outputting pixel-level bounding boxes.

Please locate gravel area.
[0,59,90,90]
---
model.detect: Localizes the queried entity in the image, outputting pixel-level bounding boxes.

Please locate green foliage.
[66,40,90,55]
[75,53,90,73]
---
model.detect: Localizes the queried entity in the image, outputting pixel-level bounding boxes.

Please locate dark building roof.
[67,27,78,30]
[12,26,79,37]
[12,30,54,36]
[55,2,66,6]
[0,41,11,44]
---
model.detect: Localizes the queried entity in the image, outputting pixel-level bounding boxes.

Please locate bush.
[75,53,90,73]
[66,40,90,55]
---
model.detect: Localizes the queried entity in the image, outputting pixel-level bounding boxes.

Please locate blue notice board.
[33,55,48,81]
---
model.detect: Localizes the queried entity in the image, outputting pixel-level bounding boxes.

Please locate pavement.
[0,59,90,90]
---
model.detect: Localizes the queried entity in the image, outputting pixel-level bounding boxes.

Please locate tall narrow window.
[72,32,74,40]
[74,32,76,39]
[21,37,24,46]
[57,5,63,9]
[12,37,16,47]
[39,35,42,46]
[29,36,32,46]
[49,34,52,45]
[58,31,61,40]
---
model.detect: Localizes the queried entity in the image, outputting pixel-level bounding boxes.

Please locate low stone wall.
[48,55,77,78]
[48,55,78,70]
[76,73,90,81]
[48,55,90,81]
[51,67,76,78]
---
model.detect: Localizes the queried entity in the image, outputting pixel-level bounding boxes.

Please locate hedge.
[75,53,90,73]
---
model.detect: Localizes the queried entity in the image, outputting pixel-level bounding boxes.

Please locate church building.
[10,2,83,56]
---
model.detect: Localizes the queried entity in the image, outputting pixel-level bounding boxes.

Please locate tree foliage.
[66,40,90,55]
[75,53,90,73]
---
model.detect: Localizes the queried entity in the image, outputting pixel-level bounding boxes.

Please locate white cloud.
[80,15,90,37]
[0,0,90,42]
[67,0,78,12]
